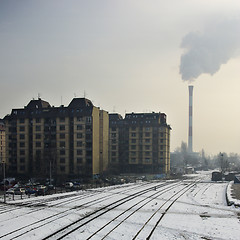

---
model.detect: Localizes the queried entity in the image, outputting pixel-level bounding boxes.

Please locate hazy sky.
[1,0,240,155]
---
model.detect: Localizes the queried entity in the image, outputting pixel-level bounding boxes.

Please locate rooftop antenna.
[61,96,63,105]
[38,93,41,99]
[84,90,87,98]
[74,93,77,98]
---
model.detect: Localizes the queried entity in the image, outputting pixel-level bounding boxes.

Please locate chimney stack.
[188,85,193,152]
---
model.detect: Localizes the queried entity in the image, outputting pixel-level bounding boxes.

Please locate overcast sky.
[1,0,240,155]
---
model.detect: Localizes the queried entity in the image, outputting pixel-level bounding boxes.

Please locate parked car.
[14,188,25,195]
[35,185,47,196]
[6,187,25,195]
[25,187,37,195]
[65,182,74,189]
[6,188,15,195]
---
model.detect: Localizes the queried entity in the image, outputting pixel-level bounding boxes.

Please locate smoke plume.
[180,17,240,81]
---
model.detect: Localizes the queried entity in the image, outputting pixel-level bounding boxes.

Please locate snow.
[0,172,239,240]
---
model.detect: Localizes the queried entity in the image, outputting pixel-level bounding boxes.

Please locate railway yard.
[0,172,239,240]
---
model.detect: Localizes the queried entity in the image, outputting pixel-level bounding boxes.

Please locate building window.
[60,141,65,147]
[86,125,91,132]
[60,117,65,122]
[36,134,41,139]
[60,149,65,155]
[36,125,41,131]
[145,158,150,163]
[35,118,41,123]
[60,158,65,163]
[145,145,150,150]
[59,125,65,131]
[20,134,25,140]
[131,145,136,150]
[145,132,150,137]
[20,142,25,148]
[131,133,136,137]
[36,142,41,147]
[77,158,82,164]
[77,141,82,147]
[145,139,150,143]
[19,126,25,131]
[111,145,116,150]
[131,158,136,163]
[77,125,82,130]
[111,127,116,131]
[20,150,25,155]
[20,158,25,163]
[77,117,83,122]
[60,133,65,139]
[112,152,116,156]
[86,117,91,123]
[77,133,82,139]
[111,133,116,138]
[77,150,82,155]
[19,118,25,123]
[145,151,150,156]
[86,134,91,140]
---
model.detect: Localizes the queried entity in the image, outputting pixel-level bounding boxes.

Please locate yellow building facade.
[4,98,109,180]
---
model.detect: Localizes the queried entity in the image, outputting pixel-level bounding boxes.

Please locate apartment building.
[4,98,109,180]
[109,112,171,175]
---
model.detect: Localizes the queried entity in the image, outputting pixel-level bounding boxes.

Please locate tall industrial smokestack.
[188,85,193,153]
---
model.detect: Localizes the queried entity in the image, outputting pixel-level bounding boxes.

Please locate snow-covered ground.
[0,171,239,240]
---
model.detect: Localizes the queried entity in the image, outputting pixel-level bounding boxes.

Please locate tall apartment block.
[4,98,109,180]
[109,112,171,175]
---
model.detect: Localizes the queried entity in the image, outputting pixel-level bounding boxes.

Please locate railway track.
[0,182,151,218]
[0,179,208,240]
[43,180,199,240]
[0,181,169,239]
[41,181,185,239]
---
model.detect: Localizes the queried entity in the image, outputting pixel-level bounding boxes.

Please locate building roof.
[109,113,123,120]
[26,98,51,109]
[68,98,94,109]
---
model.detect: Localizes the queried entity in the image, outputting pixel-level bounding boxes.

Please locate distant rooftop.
[26,98,51,109]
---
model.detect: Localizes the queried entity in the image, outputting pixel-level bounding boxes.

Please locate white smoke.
[180,17,240,81]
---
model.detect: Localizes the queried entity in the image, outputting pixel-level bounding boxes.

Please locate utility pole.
[2,159,6,203]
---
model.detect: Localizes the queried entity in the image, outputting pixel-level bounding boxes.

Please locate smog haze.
[1,0,240,155]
